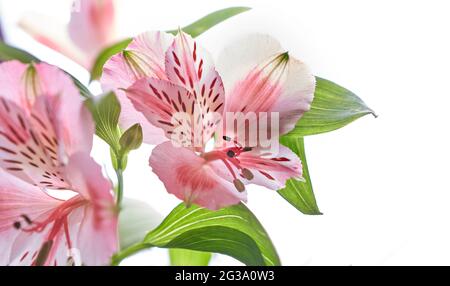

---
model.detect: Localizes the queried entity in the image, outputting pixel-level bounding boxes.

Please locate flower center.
[12,195,87,266]
[201,136,254,192]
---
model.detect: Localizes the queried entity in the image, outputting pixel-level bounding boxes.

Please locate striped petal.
[68,0,116,64]
[165,31,225,116]
[217,34,315,136]
[126,77,222,149]
[101,31,174,145]
[18,12,88,68]
[149,142,246,210]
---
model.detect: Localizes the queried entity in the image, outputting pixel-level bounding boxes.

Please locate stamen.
[223,136,231,142]
[34,240,53,266]
[21,214,33,225]
[227,150,236,158]
[67,256,75,266]
[233,179,245,193]
[243,147,253,152]
[13,221,21,229]
[242,168,254,180]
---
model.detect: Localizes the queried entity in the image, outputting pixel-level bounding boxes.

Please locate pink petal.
[238,145,303,190]
[126,78,222,149]
[217,34,315,136]
[0,171,62,233]
[102,31,174,91]
[0,62,94,187]
[0,96,70,189]
[101,31,174,145]
[0,171,63,265]
[149,142,246,210]
[68,0,116,64]
[63,152,118,265]
[18,12,89,68]
[165,31,225,115]
[0,62,94,157]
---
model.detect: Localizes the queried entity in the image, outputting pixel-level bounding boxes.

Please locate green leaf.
[86,92,121,152]
[169,249,212,266]
[90,7,251,81]
[286,77,376,137]
[278,137,322,215]
[0,41,39,63]
[119,123,143,154]
[167,7,251,38]
[0,42,93,98]
[89,38,132,82]
[112,203,280,266]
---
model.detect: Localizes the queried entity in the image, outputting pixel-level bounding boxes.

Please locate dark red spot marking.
[259,171,275,180]
[0,146,17,154]
[198,60,203,79]
[7,167,23,171]
[158,120,174,127]
[174,67,186,84]
[210,77,218,89]
[31,114,46,129]
[0,131,17,145]
[148,83,162,99]
[4,159,22,164]
[214,103,224,112]
[271,157,290,162]
[1,98,10,112]
[193,42,197,62]
[172,51,181,66]
[20,251,29,262]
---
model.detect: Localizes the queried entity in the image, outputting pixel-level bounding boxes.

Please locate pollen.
[233,179,245,193]
[242,168,254,180]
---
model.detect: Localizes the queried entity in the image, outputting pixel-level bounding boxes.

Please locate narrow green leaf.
[119,123,143,154]
[86,92,121,152]
[0,42,93,98]
[278,137,322,215]
[113,203,280,266]
[169,249,212,266]
[167,7,251,38]
[89,38,132,82]
[286,77,376,137]
[0,41,39,63]
[90,7,251,81]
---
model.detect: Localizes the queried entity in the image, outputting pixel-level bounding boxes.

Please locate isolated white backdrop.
[1,0,450,266]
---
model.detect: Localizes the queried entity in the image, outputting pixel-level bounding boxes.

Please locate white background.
[1,0,450,266]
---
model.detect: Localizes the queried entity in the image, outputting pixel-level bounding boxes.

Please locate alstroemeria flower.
[0,61,118,265]
[19,0,116,69]
[101,31,315,210]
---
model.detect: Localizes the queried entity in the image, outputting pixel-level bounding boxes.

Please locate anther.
[21,214,33,225]
[242,168,254,180]
[233,179,245,193]
[13,221,21,230]
[242,147,253,152]
[34,240,53,266]
[67,256,75,266]
[227,150,236,158]
[223,136,232,142]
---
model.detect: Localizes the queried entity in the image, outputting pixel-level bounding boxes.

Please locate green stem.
[115,156,124,207]
[111,243,150,266]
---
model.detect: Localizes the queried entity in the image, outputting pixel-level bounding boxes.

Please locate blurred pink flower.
[101,31,315,210]
[19,0,117,69]
[0,61,118,266]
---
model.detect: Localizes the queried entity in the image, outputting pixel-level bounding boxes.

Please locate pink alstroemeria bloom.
[101,31,315,210]
[0,61,118,266]
[19,0,116,69]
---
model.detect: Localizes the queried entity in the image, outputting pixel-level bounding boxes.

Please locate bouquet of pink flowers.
[0,0,374,266]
